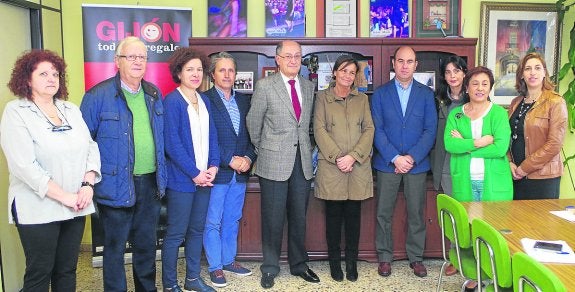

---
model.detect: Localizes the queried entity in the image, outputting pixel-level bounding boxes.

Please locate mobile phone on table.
[533,241,563,252]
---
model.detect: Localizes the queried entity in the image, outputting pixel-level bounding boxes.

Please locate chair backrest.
[437,194,472,248]
[472,218,513,289]
[512,252,566,292]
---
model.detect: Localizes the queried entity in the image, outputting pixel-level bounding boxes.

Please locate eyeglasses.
[118,55,148,62]
[51,124,72,132]
[33,102,73,132]
[277,54,302,61]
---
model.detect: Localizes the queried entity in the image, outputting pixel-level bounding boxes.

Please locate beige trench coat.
[313,86,375,201]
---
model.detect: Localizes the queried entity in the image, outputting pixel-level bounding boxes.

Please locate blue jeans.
[161,187,211,287]
[471,180,484,202]
[98,173,161,292]
[203,176,247,272]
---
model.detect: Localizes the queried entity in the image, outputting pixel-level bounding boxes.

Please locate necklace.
[512,100,534,140]
[524,92,541,103]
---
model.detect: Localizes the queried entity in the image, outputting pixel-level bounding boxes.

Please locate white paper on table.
[521,238,575,264]
[550,210,575,222]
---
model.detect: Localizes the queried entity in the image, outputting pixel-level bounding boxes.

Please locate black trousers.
[324,200,362,261]
[513,177,561,200]
[16,215,86,292]
[259,148,312,276]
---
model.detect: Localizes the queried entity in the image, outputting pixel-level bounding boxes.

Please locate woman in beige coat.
[313,55,375,282]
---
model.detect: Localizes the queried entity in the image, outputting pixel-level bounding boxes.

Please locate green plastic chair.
[512,252,566,292]
[436,194,477,292]
[472,218,513,292]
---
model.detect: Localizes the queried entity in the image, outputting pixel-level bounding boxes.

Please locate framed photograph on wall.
[265,0,305,37]
[261,66,277,78]
[325,0,357,37]
[412,0,461,37]
[208,0,247,37]
[479,2,559,105]
[369,0,409,38]
[234,71,254,92]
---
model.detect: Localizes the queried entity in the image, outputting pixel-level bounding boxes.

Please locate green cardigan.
[444,103,513,202]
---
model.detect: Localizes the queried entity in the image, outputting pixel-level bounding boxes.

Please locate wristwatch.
[81,181,95,190]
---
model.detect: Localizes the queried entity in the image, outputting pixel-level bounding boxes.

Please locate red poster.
[82,5,192,96]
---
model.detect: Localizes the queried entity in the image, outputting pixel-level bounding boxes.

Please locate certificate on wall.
[325,0,357,37]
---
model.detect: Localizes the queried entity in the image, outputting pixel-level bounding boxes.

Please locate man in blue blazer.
[202,52,256,288]
[371,46,437,278]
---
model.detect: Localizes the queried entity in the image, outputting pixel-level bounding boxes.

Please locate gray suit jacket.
[247,73,315,181]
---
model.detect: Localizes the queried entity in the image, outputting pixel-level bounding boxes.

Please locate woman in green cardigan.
[444,66,513,202]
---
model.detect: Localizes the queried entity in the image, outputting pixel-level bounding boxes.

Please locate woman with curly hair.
[1,50,100,291]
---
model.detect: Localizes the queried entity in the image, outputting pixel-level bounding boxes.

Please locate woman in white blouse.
[0,50,101,291]
[162,47,220,292]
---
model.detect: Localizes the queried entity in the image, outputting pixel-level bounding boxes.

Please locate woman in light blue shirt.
[1,50,101,291]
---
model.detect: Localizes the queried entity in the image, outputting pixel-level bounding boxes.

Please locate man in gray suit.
[247,40,319,289]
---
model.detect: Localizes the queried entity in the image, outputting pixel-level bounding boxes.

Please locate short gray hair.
[209,52,236,75]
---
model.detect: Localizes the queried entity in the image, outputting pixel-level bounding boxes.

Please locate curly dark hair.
[168,47,210,84]
[7,49,68,100]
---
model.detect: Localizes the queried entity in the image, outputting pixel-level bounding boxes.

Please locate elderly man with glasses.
[247,40,319,289]
[80,36,167,292]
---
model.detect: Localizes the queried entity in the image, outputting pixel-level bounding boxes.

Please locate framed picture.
[208,0,247,37]
[234,71,254,92]
[265,0,305,37]
[261,66,277,78]
[412,0,461,37]
[369,0,409,38]
[479,2,559,105]
[325,0,357,37]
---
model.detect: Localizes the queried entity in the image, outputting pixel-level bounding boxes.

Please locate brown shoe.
[465,280,478,290]
[378,262,391,277]
[409,261,427,277]
[445,263,458,276]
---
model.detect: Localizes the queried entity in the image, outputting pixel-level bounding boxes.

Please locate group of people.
[0,36,567,292]
[432,53,567,202]
[431,53,567,281]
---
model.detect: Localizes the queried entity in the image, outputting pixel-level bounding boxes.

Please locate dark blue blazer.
[371,78,437,174]
[204,87,256,184]
[164,89,220,192]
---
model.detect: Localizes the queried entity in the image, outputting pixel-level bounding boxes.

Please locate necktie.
[288,79,301,121]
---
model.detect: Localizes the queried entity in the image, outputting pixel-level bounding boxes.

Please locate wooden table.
[461,199,575,290]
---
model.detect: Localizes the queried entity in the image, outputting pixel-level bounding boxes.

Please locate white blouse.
[0,98,101,224]
[464,102,493,181]
[178,88,210,171]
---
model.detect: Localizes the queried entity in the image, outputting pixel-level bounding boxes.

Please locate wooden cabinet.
[237,177,441,262]
[189,37,477,262]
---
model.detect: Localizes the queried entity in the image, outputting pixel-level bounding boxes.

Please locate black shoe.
[292,268,320,283]
[329,260,343,282]
[346,260,358,282]
[260,273,275,289]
